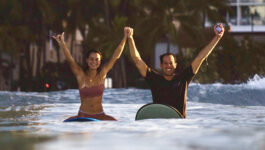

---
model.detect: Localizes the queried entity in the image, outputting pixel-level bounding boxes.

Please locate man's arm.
[127,28,148,77]
[191,24,224,74]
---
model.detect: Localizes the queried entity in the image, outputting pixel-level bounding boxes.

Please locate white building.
[206,0,265,33]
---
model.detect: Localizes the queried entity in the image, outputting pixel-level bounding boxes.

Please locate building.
[226,0,265,33]
[205,0,265,39]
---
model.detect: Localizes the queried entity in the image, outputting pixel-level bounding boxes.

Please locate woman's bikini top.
[79,79,105,98]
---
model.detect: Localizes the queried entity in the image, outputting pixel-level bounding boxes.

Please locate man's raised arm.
[191,24,224,74]
[127,27,148,77]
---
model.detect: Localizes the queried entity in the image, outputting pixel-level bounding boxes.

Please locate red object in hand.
[45,83,50,88]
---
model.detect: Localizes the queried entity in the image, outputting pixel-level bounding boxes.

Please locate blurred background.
[0,0,264,92]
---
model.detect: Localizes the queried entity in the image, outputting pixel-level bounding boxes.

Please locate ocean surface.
[1,75,265,150]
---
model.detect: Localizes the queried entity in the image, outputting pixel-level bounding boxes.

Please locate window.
[228,6,237,25]
[252,6,265,25]
[241,6,251,25]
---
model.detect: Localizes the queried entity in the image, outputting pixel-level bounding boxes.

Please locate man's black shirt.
[144,65,195,118]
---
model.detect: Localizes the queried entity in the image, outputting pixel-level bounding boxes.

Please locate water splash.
[245,74,265,89]
[188,75,265,106]
[1,76,265,107]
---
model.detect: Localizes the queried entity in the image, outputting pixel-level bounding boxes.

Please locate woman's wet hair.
[159,53,177,64]
[83,49,103,71]
[85,49,103,60]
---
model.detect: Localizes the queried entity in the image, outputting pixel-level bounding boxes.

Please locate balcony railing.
[230,0,265,3]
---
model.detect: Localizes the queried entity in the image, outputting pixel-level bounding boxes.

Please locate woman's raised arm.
[100,28,128,77]
[53,33,83,78]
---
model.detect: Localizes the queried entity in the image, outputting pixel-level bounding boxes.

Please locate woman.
[53,27,129,121]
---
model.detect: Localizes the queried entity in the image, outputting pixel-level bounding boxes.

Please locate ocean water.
[1,75,265,150]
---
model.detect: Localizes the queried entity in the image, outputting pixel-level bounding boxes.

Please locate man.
[126,25,224,118]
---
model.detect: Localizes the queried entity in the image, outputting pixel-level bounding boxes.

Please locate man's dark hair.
[159,53,177,64]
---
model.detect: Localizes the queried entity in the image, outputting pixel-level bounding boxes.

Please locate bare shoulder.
[75,71,87,87]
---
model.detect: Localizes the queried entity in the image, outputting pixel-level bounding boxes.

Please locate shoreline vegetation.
[0,1,265,91]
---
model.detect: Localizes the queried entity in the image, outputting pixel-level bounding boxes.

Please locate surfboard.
[135,103,183,120]
[63,117,100,122]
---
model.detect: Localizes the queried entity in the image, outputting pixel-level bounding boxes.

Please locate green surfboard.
[135,103,183,120]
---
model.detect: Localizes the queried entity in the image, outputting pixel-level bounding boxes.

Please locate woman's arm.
[100,28,127,77]
[191,24,224,74]
[53,33,83,78]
